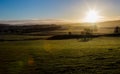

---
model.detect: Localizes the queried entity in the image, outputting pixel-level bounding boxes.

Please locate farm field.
[0,35,120,74]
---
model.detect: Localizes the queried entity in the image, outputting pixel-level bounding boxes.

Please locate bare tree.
[114,26,120,34]
[81,28,93,41]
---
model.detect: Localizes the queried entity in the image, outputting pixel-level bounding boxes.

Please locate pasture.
[0,35,120,74]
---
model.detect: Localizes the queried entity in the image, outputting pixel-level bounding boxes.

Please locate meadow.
[0,35,120,74]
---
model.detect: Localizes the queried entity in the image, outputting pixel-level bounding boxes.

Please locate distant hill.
[0,24,65,35]
[98,20,120,27]
[0,20,120,35]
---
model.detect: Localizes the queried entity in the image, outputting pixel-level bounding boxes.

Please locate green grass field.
[0,36,120,74]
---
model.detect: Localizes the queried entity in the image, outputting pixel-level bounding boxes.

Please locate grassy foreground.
[0,36,120,74]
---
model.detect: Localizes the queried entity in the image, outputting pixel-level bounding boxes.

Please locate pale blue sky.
[0,0,120,21]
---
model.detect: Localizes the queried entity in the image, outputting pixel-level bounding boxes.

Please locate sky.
[0,0,120,22]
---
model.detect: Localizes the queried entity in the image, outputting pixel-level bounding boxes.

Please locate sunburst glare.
[83,9,102,23]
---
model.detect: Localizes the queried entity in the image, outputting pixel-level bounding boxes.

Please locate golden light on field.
[83,10,102,23]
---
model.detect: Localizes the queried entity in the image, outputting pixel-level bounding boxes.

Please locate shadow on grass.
[47,35,99,40]
[0,38,45,42]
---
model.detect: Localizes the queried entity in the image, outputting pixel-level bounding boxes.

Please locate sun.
[84,10,102,23]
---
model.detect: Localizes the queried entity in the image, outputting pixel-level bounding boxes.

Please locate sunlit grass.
[0,36,120,73]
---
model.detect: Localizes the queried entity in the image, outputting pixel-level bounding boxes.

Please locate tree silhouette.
[114,26,120,34]
[81,28,93,41]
